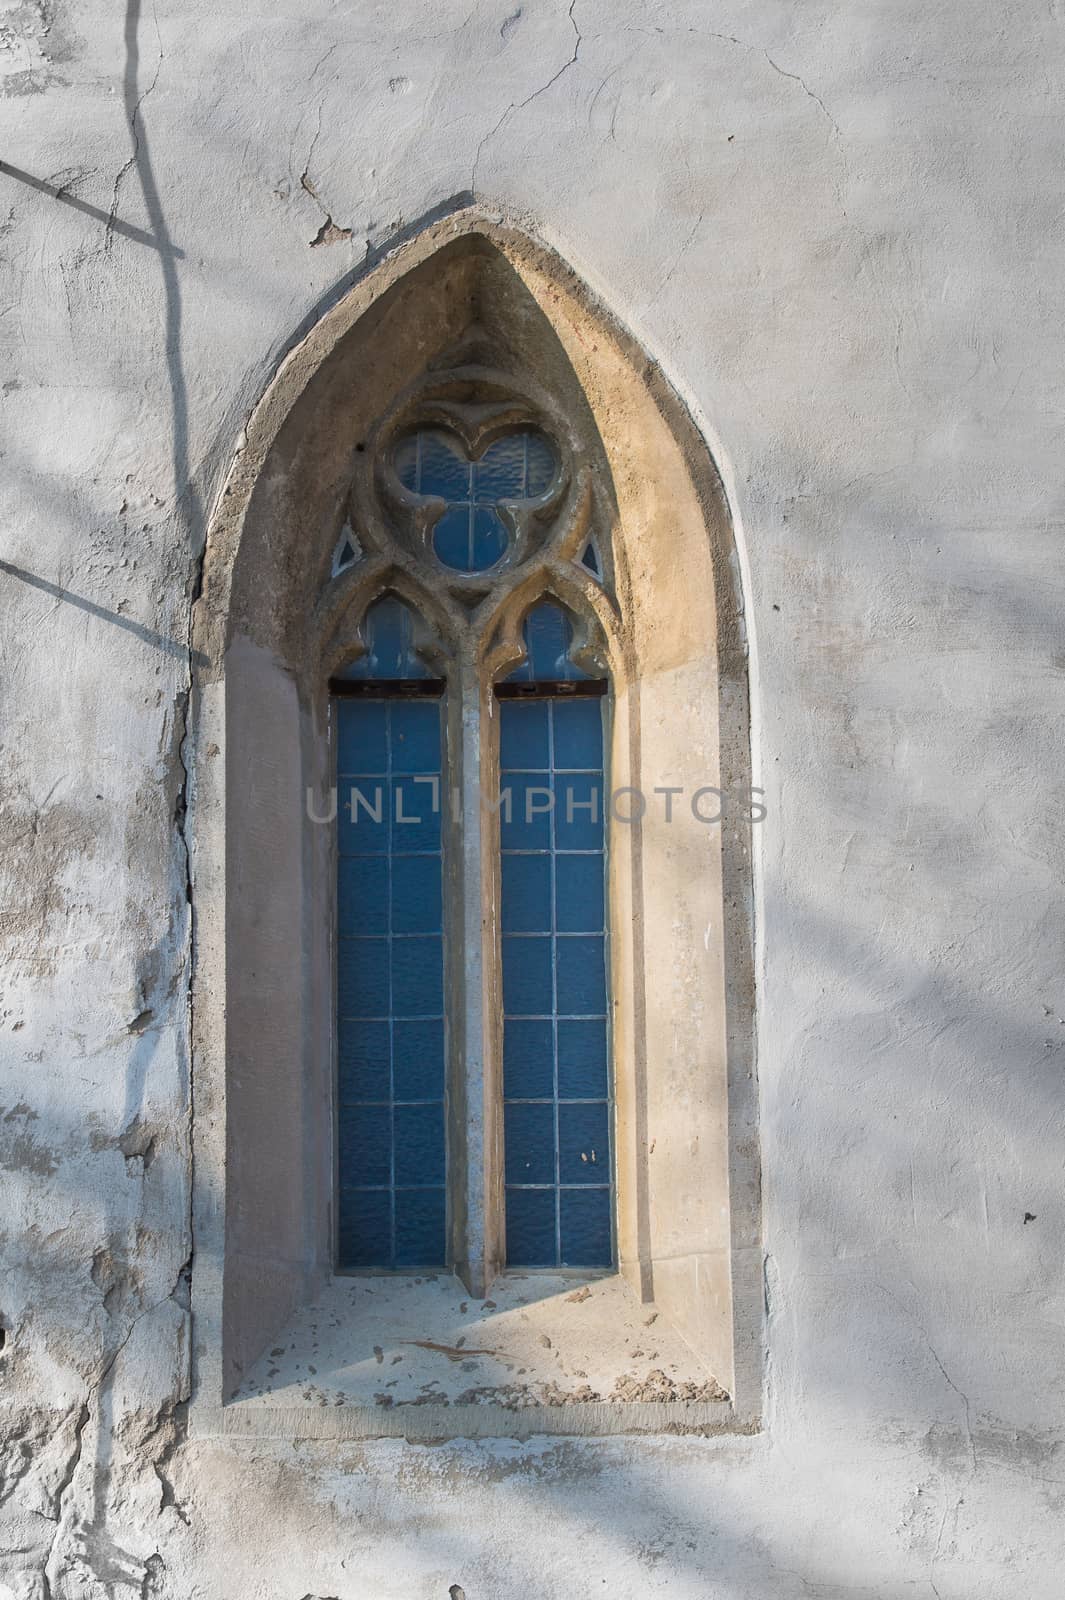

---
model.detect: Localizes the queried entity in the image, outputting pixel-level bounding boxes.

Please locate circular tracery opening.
[394,427,557,572]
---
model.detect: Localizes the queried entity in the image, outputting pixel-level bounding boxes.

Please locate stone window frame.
[187,211,763,1440]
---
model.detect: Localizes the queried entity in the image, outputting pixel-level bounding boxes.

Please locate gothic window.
[191,220,760,1433]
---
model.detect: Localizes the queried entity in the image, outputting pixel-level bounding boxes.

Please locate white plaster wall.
[1,0,1063,1595]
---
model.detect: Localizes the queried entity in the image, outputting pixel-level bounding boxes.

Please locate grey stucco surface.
[1,0,1063,1595]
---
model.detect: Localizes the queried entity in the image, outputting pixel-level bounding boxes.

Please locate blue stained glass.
[334,692,446,1270]
[395,1189,446,1266]
[391,776,441,852]
[552,698,603,769]
[392,936,444,1017]
[471,506,508,570]
[338,700,387,775]
[556,1019,608,1100]
[501,693,613,1269]
[555,854,604,933]
[432,506,474,571]
[338,1019,390,1101]
[337,937,389,1018]
[500,700,550,770]
[391,854,442,933]
[503,1018,555,1100]
[558,1101,609,1185]
[560,1188,612,1266]
[336,596,431,681]
[555,774,604,851]
[394,1102,446,1186]
[556,936,606,1015]
[505,1187,556,1267]
[501,855,552,933]
[391,701,442,773]
[502,601,590,682]
[338,855,388,935]
[393,1019,445,1101]
[395,427,557,573]
[339,1102,391,1185]
[505,1102,555,1185]
[499,775,554,850]
[413,432,470,499]
[339,1189,391,1268]
[502,935,553,1015]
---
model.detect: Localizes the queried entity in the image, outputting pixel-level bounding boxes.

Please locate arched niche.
[188,211,762,1427]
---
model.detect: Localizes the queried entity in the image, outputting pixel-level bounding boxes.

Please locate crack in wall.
[471,0,582,193]
[106,12,162,250]
[41,1257,191,1595]
[298,55,354,247]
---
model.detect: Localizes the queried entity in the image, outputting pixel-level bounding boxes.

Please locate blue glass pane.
[339,1189,392,1268]
[338,1019,391,1102]
[552,699,603,770]
[337,938,389,1018]
[337,700,387,775]
[503,603,589,682]
[499,775,553,849]
[393,1019,445,1101]
[391,776,440,851]
[473,434,528,502]
[338,783,388,854]
[336,596,431,680]
[391,854,442,934]
[505,1188,556,1267]
[432,505,473,570]
[338,1103,391,1186]
[554,774,603,851]
[558,1101,609,1185]
[392,937,443,1017]
[560,1188,612,1267]
[505,1102,555,1185]
[390,701,442,773]
[394,1103,446,1186]
[557,1019,608,1100]
[556,936,606,1016]
[581,540,601,575]
[394,1188,446,1267]
[502,935,553,1015]
[554,854,604,933]
[334,688,446,1270]
[415,431,470,499]
[338,855,388,935]
[500,701,549,770]
[501,855,552,933]
[470,505,507,569]
[503,1018,555,1100]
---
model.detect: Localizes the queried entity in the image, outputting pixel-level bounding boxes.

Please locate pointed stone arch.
[188,210,762,1431]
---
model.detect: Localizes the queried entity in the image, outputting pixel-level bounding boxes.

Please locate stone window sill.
[190,1271,743,1441]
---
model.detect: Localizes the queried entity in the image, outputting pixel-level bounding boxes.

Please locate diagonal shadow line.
[0,560,208,664]
[124,0,198,530]
[0,160,185,257]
